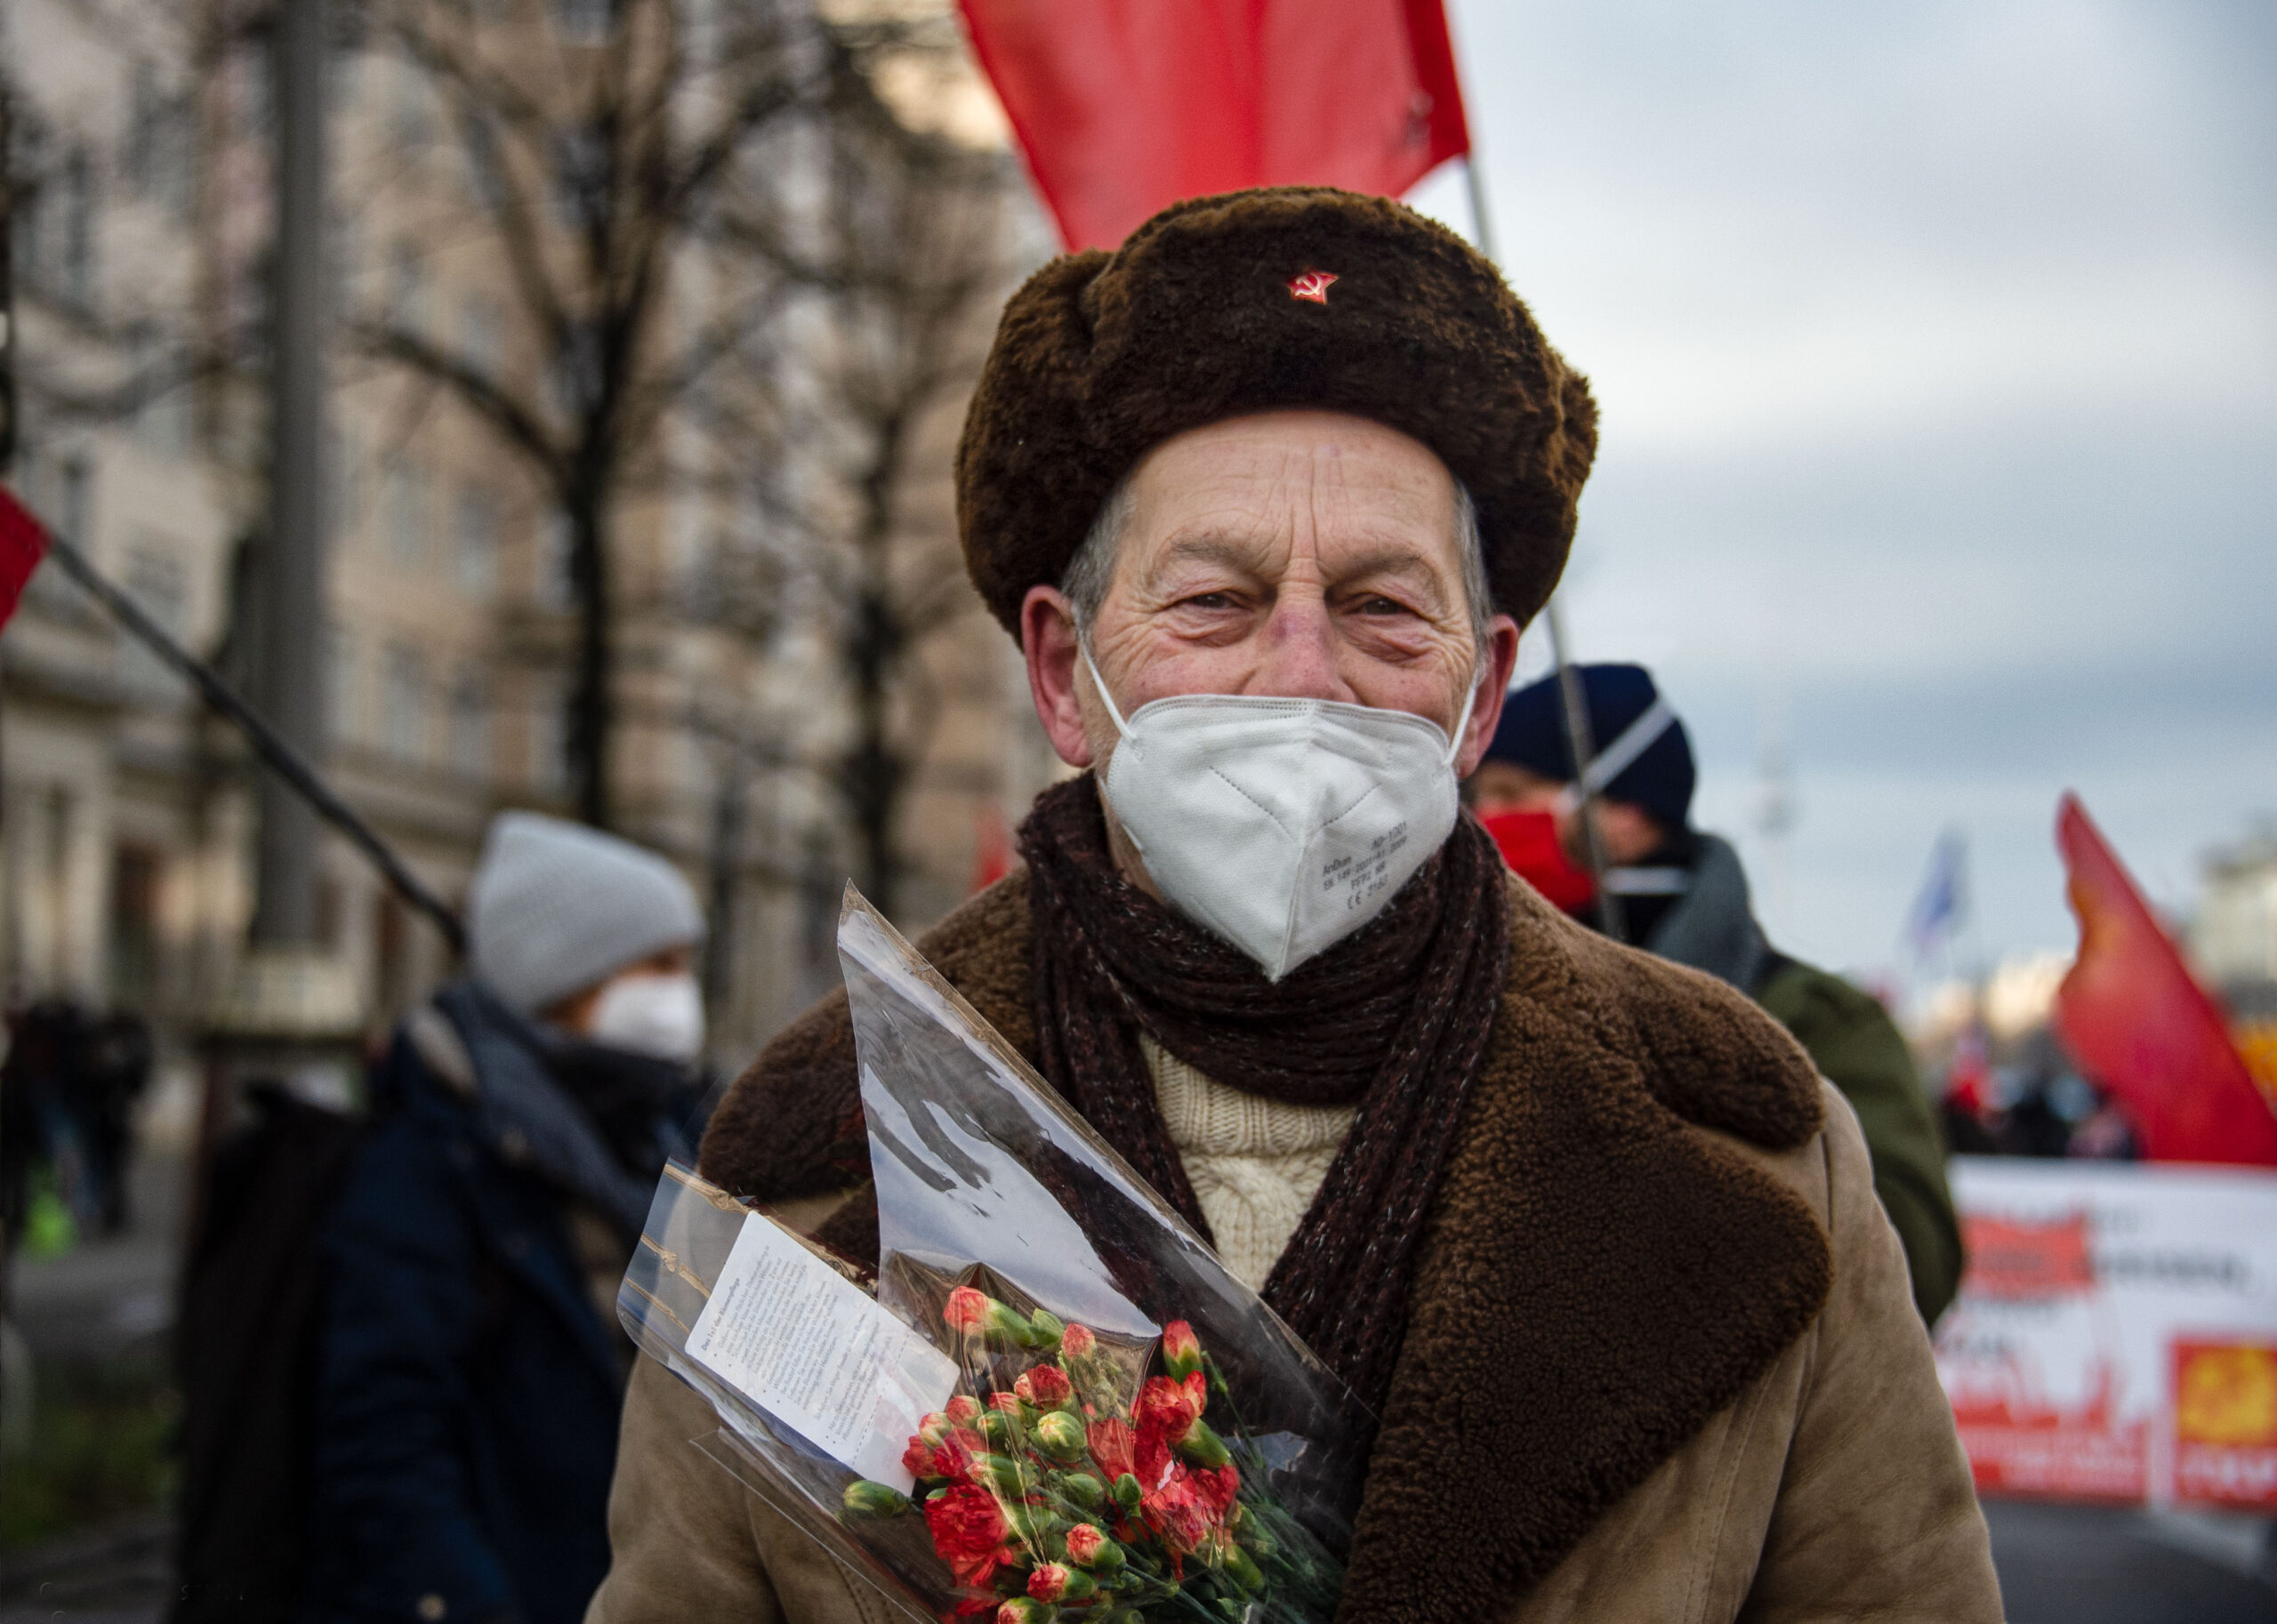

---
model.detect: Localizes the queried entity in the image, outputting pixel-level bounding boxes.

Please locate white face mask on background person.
[586,970,706,1063]
[1085,650,1477,982]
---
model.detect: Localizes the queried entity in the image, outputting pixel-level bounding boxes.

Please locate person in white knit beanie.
[468,810,708,1057]
[302,811,711,1624]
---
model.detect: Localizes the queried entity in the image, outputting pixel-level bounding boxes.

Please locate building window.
[537,511,575,608]
[129,323,191,460]
[327,625,358,744]
[121,543,189,693]
[382,641,428,762]
[28,452,97,549]
[531,682,569,793]
[333,422,362,538]
[389,57,434,151]
[450,672,490,780]
[382,459,429,568]
[455,485,500,599]
[58,145,98,308]
[109,843,164,1006]
[460,292,503,382]
[126,60,193,218]
[549,129,605,238]
[386,240,429,335]
[555,0,613,46]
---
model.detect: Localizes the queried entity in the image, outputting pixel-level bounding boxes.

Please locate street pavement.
[0,1515,170,1624]
[1985,1499,2277,1623]
[4,1499,2272,1622]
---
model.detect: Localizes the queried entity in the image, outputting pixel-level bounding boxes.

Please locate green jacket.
[1639,832,1963,1324]
[1757,958,1963,1323]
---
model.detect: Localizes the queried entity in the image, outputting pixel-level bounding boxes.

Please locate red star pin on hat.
[1287,269,1338,305]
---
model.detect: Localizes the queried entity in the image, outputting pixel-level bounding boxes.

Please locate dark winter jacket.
[1641,832,1964,1323]
[306,982,696,1624]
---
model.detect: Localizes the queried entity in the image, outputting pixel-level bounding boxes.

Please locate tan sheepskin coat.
[588,874,2000,1624]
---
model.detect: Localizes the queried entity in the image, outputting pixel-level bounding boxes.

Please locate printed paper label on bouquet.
[686,1211,957,1493]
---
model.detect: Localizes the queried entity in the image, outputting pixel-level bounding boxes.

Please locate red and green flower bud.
[969,1452,1033,1497]
[944,1395,981,1426]
[944,1287,1037,1346]
[1174,1419,1232,1471]
[1050,1470,1106,1511]
[1059,1323,1098,1359]
[1112,1473,1143,1514]
[979,1408,1020,1450]
[1063,1523,1127,1574]
[1006,1503,1063,1548]
[994,1601,1053,1624]
[1221,1542,1265,1594]
[1026,1563,1097,1604]
[1027,1308,1066,1349]
[1160,1320,1203,1380]
[1033,1410,1088,1463]
[839,1480,912,1519]
[1015,1363,1074,1410]
[914,1411,952,1447]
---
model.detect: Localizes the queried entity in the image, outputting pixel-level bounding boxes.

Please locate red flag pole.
[1456,135,1617,933]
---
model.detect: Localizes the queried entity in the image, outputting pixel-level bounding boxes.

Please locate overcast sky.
[1405,0,2276,985]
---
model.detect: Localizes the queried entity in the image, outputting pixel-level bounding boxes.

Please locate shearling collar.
[697,872,1830,1620]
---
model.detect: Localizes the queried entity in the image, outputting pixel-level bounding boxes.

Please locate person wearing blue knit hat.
[1474,663,1963,1325]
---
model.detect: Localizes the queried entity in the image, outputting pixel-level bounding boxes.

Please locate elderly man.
[590,189,1999,1623]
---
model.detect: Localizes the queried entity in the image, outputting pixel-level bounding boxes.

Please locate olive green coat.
[1758,960,1964,1323]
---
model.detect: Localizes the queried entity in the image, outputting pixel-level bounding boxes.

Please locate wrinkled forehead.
[1120,409,1465,580]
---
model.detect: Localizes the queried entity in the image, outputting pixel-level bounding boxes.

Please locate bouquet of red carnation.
[618,892,1364,1624]
[845,1289,1340,1621]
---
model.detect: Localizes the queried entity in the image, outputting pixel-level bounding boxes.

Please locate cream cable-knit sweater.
[1140,1034,1356,1292]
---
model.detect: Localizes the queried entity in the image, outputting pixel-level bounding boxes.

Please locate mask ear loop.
[1079,643,1134,739]
[1443,669,1484,768]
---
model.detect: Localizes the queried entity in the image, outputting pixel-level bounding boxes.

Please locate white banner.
[1934,1156,2277,1510]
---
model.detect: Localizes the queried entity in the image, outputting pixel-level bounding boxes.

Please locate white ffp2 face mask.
[1087,652,1476,982]
[587,970,706,1063]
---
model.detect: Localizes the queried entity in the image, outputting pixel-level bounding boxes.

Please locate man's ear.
[1453,614,1523,778]
[1022,584,1094,768]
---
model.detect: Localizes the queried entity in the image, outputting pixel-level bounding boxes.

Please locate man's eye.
[1180,592,1235,610]
[1358,596,1412,616]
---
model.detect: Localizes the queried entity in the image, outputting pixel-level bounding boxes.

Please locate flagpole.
[1460,157,1624,938]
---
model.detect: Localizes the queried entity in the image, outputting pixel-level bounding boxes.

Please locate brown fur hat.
[955,186,1598,635]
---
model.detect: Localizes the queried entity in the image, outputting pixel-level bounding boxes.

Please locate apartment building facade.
[2,0,1058,1071]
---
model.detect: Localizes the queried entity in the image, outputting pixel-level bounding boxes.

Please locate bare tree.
[343,0,853,829]
[722,54,1027,917]
[3,3,247,481]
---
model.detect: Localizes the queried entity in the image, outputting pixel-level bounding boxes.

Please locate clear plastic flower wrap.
[617,888,1371,1622]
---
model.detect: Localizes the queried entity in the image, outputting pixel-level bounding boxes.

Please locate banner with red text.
[1935,1156,2277,1510]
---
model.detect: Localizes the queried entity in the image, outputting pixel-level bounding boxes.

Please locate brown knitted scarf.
[1018,776,1512,1418]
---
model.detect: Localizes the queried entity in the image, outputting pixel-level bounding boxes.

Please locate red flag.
[2052,792,2277,1166]
[0,484,52,632]
[958,0,1470,251]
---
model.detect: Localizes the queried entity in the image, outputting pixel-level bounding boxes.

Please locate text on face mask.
[1322,822,1411,910]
